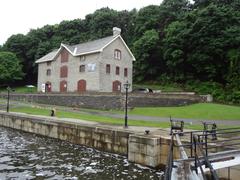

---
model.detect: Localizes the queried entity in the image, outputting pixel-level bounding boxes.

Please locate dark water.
[0,127,163,180]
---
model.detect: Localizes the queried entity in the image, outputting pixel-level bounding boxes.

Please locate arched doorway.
[60,80,67,92]
[78,79,86,92]
[45,82,51,92]
[112,80,121,92]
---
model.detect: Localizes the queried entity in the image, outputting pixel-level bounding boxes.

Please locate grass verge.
[129,103,240,120]
[10,106,239,130]
[0,86,37,93]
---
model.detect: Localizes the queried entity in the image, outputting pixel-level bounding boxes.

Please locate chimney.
[113,27,121,36]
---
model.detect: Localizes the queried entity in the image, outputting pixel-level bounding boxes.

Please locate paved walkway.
[1,99,240,126]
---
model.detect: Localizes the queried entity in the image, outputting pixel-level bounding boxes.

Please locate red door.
[60,80,67,92]
[46,82,51,92]
[78,80,86,92]
[112,80,121,92]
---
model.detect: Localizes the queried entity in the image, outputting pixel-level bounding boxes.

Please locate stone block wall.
[128,134,180,168]
[0,92,206,110]
[0,112,131,155]
[128,134,161,167]
[0,112,175,168]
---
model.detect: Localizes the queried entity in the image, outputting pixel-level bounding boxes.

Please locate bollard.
[50,108,56,117]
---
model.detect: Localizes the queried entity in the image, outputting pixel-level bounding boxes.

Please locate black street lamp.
[123,81,131,128]
[6,86,11,113]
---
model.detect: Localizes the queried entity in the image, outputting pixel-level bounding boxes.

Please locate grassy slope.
[130,103,240,120]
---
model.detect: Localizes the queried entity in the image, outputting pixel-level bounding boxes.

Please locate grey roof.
[35,35,116,63]
[65,36,115,55]
[35,34,136,63]
[35,49,58,63]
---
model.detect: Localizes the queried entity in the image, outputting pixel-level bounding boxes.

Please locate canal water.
[0,127,163,180]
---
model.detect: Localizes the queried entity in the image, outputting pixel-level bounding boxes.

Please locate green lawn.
[10,106,207,130]
[0,86,37,93]
[130,103,240,120]
[10,106,171,128]
[10,105,240,130]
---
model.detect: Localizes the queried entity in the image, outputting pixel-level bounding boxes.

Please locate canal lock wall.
[0,111,178,168]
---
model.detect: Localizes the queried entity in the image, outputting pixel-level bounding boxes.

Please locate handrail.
[195,153,208,180]
[164,134,174,180]
[193,135,219,180]
[183,127,240,135]
[198,130,240,136]
[165,124,240,179]
[175,129,240,153]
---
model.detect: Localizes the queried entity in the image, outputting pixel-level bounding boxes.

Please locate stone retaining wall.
[128,134,179,168]
[0,112,177,168]
[0,112,130,155]
[0,92,207,110]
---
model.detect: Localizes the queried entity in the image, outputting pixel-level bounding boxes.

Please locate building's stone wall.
[68,53,101,92]
[100,37,133,92]
[0,93,205,110]
[37,37,134,93]
[37,52,101,92]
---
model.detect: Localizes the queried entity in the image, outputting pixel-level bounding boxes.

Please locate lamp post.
[6,86,11,113]
[123,81,131,128]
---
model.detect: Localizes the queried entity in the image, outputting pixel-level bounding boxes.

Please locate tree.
[85,8,119,39]
[163,21,189,82]
[0,52,24,85]
[134,5,161,37]
[163,2,240,83]
[133,29,161,82]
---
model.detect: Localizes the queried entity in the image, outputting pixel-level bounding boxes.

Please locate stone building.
[35,27,135,93]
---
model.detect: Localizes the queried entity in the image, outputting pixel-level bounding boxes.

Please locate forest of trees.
[0,0,239,103]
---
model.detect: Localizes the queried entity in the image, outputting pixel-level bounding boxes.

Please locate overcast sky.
[0,0,162,45]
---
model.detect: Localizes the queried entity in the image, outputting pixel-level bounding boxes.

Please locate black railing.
[164,134,174,180]
[193,135,219,180]
[165,121,240,179]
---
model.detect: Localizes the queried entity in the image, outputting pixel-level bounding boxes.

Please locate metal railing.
[164,134,174,180]
[193,134,219,180]
[165,124,240,179]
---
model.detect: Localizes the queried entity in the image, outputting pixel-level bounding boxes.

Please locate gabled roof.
[35,35,135,63]
[35,49,59,63]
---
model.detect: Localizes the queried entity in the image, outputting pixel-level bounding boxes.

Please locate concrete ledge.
[128,134,162,167]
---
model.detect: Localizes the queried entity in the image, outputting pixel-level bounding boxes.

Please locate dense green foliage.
[0,52,24,85]
[1,0,240,103]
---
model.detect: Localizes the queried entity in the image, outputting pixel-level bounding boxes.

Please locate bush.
[225,91,240,104]
[185,81,240,104]
[185,81,223,94]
